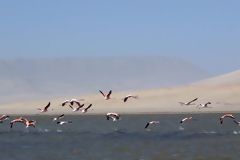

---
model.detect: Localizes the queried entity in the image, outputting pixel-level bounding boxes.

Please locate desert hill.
[1,69,239,114]
[0,56,209,104]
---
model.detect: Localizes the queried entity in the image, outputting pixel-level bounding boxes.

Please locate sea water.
[0,114,240,160]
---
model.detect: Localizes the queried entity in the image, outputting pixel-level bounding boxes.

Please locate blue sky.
[0,0,239,74]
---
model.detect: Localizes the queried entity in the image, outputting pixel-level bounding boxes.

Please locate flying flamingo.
[145,121,159,129]
[23,118,36,128]
[69,99,83,106]
[180,117,192,124]
[197,102,212,109]
[57,121,72,125]
[37,102,51,113]
[220,114,235,124]
[106,113,120,121]
[99,90,112,100]
[61,100,71,107]
[81,104,92,113]
[62,99,84,107]
[53,114,65,121]
[0,115,10,123]
[122,95,138,102]
[10,117,25,128]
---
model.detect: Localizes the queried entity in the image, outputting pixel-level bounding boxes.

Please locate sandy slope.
[1,70,240,115]
[0,57,209,104]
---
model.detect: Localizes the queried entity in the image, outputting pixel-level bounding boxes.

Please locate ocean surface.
[1,114,240,160]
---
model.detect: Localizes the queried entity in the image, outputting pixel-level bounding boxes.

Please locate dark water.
[1,114,240,160]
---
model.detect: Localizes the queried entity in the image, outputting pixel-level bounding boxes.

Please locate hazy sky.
[0,0,239,74]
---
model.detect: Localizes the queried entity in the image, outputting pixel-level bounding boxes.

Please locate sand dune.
[0,70,239,115]
[0,57,209,104]
[193,70,240,86]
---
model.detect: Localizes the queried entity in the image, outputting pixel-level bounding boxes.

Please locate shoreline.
[4,111,240,116]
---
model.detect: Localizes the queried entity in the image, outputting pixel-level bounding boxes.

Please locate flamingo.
[220,114,235,124]
[23,118,36,128]
[70,99,82,105]
[61,100,71,107]
[53,114,65,121]
[106,113,120,121]
[0,115,10,123]
[10,117,25,128]
[197,102,212,109]
[62,99,84,107]
[81,104,92,113]
[122,95,138,102]
[37,102,51,113]
[99,90,112,100]
[145,121,159,129]
[57,121,72,125]
[179,98,198,106]
[180,117,192,124]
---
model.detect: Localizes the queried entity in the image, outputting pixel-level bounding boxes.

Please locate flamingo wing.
[85,104,92,110]
[76,103,84,109]
[75,101,80,107]
[99,90,105,97]
[145,122,150,129]
[62,101,67,106]
[69,105,73,109]
[187,98,198,104]
[58,114,65,119]
[123,97,129,102]
[107,90,112,97]
[44,102,51,110]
